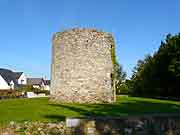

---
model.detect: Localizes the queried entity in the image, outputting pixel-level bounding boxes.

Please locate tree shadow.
[43,114,66,121]
[47,99,180,118]
[43,97,180,134]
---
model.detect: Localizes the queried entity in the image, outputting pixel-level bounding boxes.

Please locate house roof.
[0,68,18,85]
[44,80,50,85]
[27,78,44,85]
[14,72,23,79]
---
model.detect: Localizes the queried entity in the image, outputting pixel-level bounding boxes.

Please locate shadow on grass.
[43,98,180,134]
[44,97,180,121]
[43,115,66,121]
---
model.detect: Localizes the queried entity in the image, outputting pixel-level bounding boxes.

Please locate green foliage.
[131,33,180,98]
[33,89,50,95]
[17,85,34,92]
[0,90,22,99]
[17,85,50,95]
[111,41,116,66]
[116,83,128,95]
[116,80,131,95]
[110,37,127,95]
[114,63,127,94]
[110,38,117,92]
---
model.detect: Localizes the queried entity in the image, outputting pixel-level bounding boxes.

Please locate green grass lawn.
[0,96,180,123]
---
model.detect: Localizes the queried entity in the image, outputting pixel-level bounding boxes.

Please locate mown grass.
[0,96,180,123]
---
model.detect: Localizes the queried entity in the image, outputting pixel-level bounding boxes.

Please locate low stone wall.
[1,116,180,135]
[0,121,66,135]
[66,116,180,135]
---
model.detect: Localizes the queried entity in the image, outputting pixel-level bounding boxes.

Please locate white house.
[27,78,50,91]
[15,72,27,85]
[0,74,11,89]
[0,68,50,92]
[0,68,27,90]
[44,80,50,91]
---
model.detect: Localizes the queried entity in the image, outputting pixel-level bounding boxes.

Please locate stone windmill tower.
[50,28,116,103]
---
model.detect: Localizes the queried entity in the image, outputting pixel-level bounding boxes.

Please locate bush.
[119,84,129,95]
[17,85,50,95]
[116,80,132,95]
[0,90,23,99]
[131,34,180,98]
[33,89,50,95]
[17,85,34,92]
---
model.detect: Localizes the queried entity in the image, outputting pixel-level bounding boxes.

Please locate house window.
[21,80,24,84]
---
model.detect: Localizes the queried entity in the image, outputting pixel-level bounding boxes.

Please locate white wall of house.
[41,82,45,90]
[18,73,27,85]
[44,85,50,91]
[33,85,40,89]
[9,80,14,89]
[26,92,47,98]
[32,82,50,91]
[0,75,10,90]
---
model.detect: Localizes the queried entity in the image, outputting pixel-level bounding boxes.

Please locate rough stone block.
[50,28,116,103]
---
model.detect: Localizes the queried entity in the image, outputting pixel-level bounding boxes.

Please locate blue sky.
[0,0,180,79]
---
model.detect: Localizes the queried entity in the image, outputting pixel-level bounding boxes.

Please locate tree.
[131,33,180,98]
[114,62,127,94]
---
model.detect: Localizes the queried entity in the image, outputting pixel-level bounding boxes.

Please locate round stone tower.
[51,28,116,103]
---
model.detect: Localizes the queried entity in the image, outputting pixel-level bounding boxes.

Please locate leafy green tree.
[17,85,50,95]
[114,62,127,94]
[17,85,34,92]
[117,79,132,95]
[131,33,180,98]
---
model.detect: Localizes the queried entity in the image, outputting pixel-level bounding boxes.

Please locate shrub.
[0,90,23,99]
[17,85,50,95]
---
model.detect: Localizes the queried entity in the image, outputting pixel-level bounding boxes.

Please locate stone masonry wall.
[50,28,115,103]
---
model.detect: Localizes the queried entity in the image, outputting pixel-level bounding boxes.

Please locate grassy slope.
[0,96,180,123]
